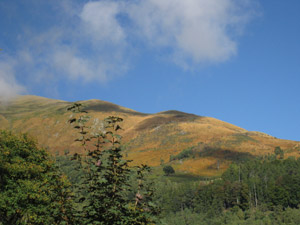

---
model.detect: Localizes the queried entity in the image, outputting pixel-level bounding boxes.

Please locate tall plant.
[67,103,159,224]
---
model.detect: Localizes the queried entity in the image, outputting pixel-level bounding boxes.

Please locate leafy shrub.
[163,165,175,176]
[67,103,159,224]
[0,131,74,224]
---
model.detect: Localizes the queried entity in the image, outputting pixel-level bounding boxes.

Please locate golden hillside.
[1,95,299,176]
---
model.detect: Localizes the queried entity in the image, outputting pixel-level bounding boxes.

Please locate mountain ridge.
[0,95,299,176]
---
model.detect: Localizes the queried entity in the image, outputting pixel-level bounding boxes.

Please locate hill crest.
[1,95,299,176]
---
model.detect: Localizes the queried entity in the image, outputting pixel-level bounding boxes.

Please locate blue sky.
[0,0,299,141]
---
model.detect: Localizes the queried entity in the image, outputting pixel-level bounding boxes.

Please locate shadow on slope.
[198,147,256,163]
[135,111,202,131]
[83,101,148,116]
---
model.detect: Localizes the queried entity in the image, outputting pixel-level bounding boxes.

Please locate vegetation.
[2,95,299,175]
[0,131,74,224]
[2,100,300,224]
[274,146,284,159]
[159,153,300,224]
[3,126,300,224]
[67,103,159,224]
[163,165,175,176]
[169,147,194,161]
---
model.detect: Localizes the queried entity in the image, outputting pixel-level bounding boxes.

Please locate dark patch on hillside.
[168,143,255,163]
[83,102,148,116]
[135,113,200,131]
[199,147,256,163]
[159,110,202,118]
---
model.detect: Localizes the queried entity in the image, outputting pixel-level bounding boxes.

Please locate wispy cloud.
[80,1,125,44]
[6,1,129,85]
[126,0,256,67]
[0,58,26,102]
[0,0,257,99]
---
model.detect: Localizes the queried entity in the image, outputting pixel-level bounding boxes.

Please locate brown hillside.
[0,95,299,176]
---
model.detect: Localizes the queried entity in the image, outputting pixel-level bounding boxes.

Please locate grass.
[1,95,299,178]
[229,134,259,145]
[83,100,147,116]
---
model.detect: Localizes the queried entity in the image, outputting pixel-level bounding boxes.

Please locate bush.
[0,131,74,224]
[163,165,175,176]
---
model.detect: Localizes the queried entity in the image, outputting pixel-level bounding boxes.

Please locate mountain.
[1,95,299,176]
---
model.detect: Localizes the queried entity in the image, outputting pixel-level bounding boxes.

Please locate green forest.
[2,104,300,224]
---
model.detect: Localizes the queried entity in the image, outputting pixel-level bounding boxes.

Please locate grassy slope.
[1,95,299,176]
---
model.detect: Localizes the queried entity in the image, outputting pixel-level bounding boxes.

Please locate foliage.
[163,165,175,176]
[191,155,300,215]
[274,146,284,159]
[153,180,197,215]
[67,103,159,224]
[162,207,300,225]
[0,131,74,225]
[2,101,300,224]
[55,153,84,186]
[169,147,194,161]
[152,148,300,224]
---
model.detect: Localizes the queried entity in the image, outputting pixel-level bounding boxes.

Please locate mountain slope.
[1,95,299,176]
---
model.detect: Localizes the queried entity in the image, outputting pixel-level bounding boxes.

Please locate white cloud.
[126,0,254,65]
[80,1,125,44]
[15,17,128,84]
[0,59,26,102]
[1,0,257,98]
[75,0,256,68]
[52,49,108,81]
